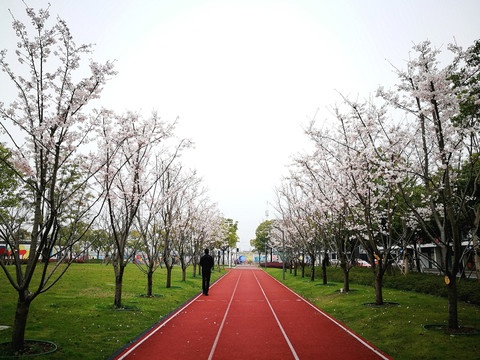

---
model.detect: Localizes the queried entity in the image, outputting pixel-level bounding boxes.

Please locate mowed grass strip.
[0,263,226,359]
[265,267,480,360]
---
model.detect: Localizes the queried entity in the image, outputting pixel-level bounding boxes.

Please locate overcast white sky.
[1,0,479,250]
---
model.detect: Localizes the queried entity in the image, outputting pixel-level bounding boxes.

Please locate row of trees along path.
[264,40,480,331]
[0,5,238,353]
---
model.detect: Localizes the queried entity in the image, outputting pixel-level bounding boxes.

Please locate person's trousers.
[202,272,211,294]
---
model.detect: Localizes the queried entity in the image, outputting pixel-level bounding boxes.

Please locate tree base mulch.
[423,324,480,335]
[362,302,400,307]
[0,340,57,357]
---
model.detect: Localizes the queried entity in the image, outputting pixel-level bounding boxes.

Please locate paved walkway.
[112,267,392,359]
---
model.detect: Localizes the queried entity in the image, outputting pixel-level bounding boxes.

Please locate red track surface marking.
[256,270,392,360]
[112,267,392,360]
[207,271,242,360]
[268,272,390,359]
[252,270,299,359]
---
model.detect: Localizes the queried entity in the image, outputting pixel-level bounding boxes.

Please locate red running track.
[112,267,392,360]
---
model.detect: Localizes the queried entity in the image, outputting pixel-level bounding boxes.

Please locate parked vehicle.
[355,259,372,267]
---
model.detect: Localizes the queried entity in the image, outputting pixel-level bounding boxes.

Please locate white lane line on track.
[253,271,300,360]
[207,271,242,360]
[265,272,391,360]
[116,273,228,360]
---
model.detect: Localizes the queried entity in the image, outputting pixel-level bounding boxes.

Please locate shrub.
[308,266,480,305]
[259,262,285,269]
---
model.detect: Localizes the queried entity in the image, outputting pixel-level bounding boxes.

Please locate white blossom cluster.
[274,40,479,291]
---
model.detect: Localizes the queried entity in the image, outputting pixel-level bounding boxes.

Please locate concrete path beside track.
[112,267,392,360]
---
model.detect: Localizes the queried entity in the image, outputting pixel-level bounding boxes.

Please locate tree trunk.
[321,253,328,285]
[374,268,384,305]
[193,263,197,278]
[114,265,125,308]
[12,295,32,352]
[414,241,422,272]
[147,271,153,297]
[403,251,410,275]
[341,264,350,292]
[166,266,172,288]
[310,255,315,281]
[475,240,480,284]
[180,258,186,282]
[473,206,480,283]
[339,250,350,291]
[447,276,459,329]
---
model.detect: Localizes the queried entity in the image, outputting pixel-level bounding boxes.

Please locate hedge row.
[300,265,480,305]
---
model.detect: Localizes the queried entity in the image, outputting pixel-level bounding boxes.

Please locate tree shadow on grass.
[423,324,480,335]
[95,304,140,311]
[136,294,165,298]
[362,302,400,307]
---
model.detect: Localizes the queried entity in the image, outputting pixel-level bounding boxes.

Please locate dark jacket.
[200,254,214,274]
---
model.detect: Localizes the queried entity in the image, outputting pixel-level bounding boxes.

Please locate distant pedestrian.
[199,249,214,296]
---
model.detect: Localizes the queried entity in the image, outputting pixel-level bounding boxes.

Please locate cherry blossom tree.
[170,171,207,281]
[271,195,303,275]
[274,180,320,280]
[378,40,480,328]
[187,200,218,276]
[450,40,480,281]
[209,218,238,268]
[290,155,358,289]
[133,156,175,296]
[155,164,187,288]
[95,110,185,307]
[289,167,337,284]
[0,5,115,351]
[297,94,414,305]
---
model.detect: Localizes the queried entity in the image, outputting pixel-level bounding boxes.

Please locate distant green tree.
[215,218,238,266]
[0,143,20,214]
[223,218,239,248]
[0,143,26,264]
[253,220,272,263]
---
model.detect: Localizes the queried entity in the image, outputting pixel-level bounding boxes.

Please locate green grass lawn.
[0,263,226,359]
[265,267,480,360]
[1,264,479,359]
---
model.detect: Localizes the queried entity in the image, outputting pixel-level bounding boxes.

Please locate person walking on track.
[199,248,214,296]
